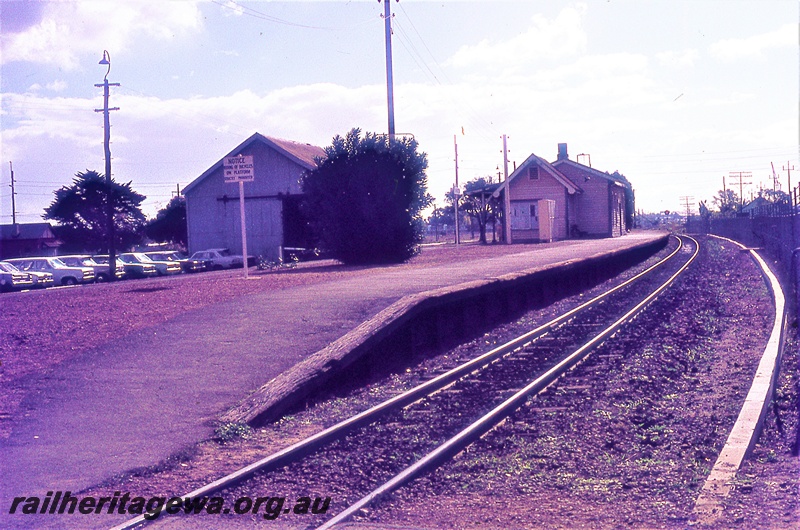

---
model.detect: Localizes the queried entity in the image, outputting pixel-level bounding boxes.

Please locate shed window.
[528,166,540,180]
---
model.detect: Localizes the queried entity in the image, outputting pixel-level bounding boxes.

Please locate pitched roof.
[183,133,326,195]
[0,223,57,241]
[507,153,583,194]
[552,158,628,188]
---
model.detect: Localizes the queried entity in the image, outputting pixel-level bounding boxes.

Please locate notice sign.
[223,155,255,183]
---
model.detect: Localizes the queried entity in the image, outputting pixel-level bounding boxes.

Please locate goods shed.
[183,133,325,260]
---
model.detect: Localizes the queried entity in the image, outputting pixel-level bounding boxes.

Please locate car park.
[119,252,182,276]
[144,251,207,273]
[6,257,95,286]
[188,248,255,270]
[59,254,125,282]
[0,261,36,291]
[94,254,158,279]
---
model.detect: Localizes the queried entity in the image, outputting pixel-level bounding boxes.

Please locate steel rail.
[110,236,684,530]
[317,235,699,529]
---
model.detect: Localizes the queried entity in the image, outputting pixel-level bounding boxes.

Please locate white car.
[0,261,35,291]
[188,248,254,270]
[119,253,182,276]
[1,261,55,289]
[59,254,125,282]
[7,257,95,286]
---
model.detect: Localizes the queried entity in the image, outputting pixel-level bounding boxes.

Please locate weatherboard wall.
[185,141,310,259]
[507,162,572,241]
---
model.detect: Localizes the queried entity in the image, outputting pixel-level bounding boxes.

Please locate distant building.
[0,223,62,259]
[183,133,326,260]
[499,143,632,242]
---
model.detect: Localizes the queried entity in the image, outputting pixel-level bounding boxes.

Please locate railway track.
[115,235,698,529]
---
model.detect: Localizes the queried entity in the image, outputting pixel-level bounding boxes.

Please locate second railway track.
[116,235,699,529]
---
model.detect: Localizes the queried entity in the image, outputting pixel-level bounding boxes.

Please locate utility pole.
[95,50,120,281]
[680,195,695,218]
[729,171,752,206]
[784,162,795,204]
[502,134,512,244]
[9,161,17,227]
[380,0,396,142]
[453,135,460,245]
[784,162,797,247]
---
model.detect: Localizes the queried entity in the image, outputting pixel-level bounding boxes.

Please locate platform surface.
[0,232,666,527]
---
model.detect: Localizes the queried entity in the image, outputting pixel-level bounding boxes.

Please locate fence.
[686,187,800,315]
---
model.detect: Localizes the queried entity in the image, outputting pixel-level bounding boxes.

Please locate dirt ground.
[0,241,536,440]
[3,236,797,528]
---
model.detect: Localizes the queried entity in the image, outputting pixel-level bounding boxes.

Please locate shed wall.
[556,164,613,237]
[185,141,311,258]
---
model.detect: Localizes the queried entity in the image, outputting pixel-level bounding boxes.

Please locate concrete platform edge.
[693,234,788,523]
[220,235,670,426]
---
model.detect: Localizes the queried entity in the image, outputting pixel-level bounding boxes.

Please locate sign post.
[224,155,254,279]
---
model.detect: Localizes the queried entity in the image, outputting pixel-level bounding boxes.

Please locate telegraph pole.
[502,134,512,244]
[680,195,695,218]
[95,50,120,280]
[729,171,752,206]
[380,0,396,141]
[453,135,460,245]
[9,161,17,227]
[784,162,795,204]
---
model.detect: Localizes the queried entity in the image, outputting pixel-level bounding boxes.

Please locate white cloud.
[709,23,796,61]
[47,80,69,92]
[1,1,203,69]
[656,49,700,68]
[448,4,588,74]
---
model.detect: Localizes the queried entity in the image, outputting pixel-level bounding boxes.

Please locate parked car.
[94,254,158,279]
[188,248,255,270]
[25,269,56,288]
[3,261,55,289]
[144,251,207,273]
[59,254,125,282]
[119,252,182,276]
[0,261,35,291]
[6,257,95,286]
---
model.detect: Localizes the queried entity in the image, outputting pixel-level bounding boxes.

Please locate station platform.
[0,231,667,527]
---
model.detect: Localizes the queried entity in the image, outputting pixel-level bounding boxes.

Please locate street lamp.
[95,50,119,280]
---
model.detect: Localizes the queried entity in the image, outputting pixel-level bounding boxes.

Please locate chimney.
[557,143,568,161]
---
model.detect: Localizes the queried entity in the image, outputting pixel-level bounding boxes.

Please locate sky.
[1,0,798,224]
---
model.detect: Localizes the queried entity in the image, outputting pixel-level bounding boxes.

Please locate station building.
[501,143,632,243]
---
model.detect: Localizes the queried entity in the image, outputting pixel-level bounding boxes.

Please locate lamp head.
[98,50,111,80]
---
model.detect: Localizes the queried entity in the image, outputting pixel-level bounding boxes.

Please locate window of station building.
[528,166,540,180]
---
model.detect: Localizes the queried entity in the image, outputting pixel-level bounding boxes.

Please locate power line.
[210,0,377,30]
